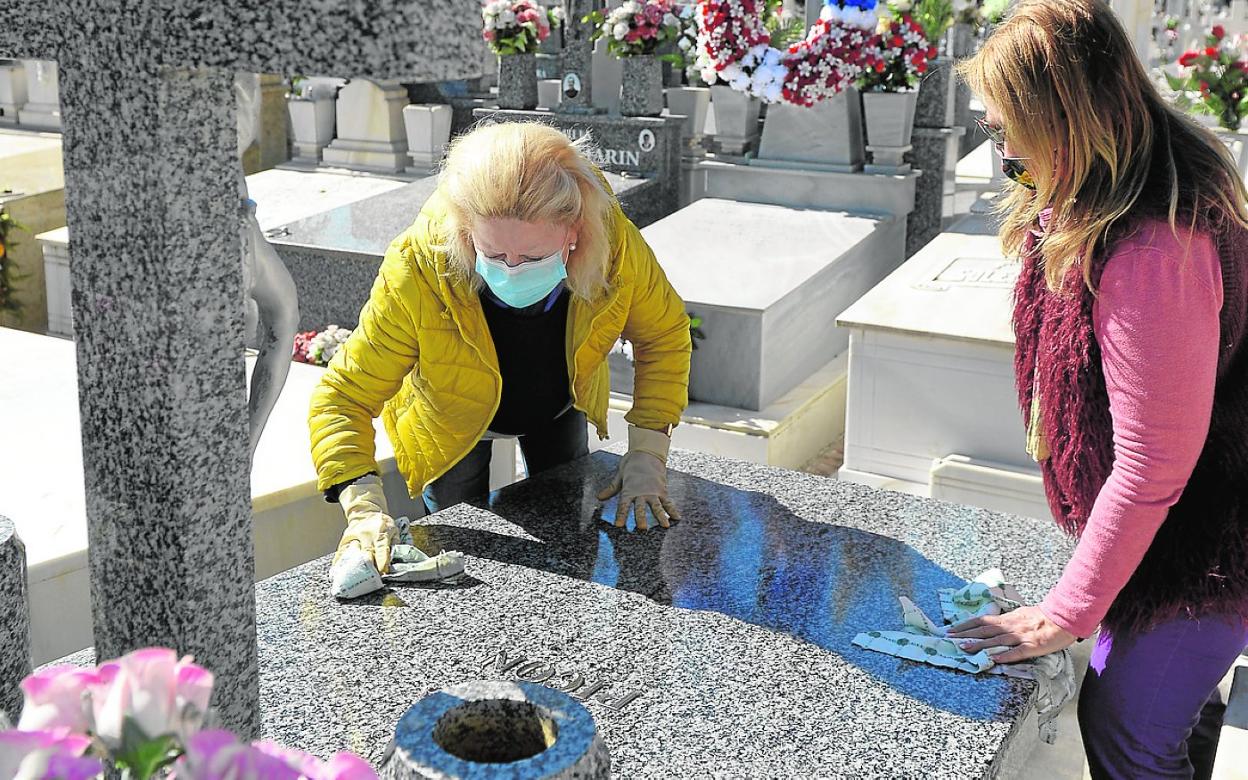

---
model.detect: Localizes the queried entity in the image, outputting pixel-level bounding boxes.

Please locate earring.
[570,243,577,250]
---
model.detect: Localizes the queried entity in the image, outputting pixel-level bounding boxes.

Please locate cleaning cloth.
[330,516,466,599]
[853,569,1077,744]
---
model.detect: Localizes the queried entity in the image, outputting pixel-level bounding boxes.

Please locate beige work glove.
[597,425,682,530]
[333,474,399,574]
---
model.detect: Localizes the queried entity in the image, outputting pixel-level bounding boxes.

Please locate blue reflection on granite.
[419,450,1030,722]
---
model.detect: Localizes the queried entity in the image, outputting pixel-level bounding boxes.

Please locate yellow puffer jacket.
[308,186,692,498]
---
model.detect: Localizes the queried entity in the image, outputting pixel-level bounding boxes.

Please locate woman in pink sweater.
[948,2,1248,777]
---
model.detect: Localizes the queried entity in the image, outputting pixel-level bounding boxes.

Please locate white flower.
[892,0,913,11]
[678,36,692,50]
[701,66,720,84]
[499,8,515,24]
[613,22,630,39]
[730,73,751,90]
[762,82,783,102]
[763,47,781,66]
[663,12,679,27]
[622,0,640,13]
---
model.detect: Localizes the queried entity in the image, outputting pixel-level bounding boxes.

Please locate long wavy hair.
[958,0,1248,292]
[433,121,615,301]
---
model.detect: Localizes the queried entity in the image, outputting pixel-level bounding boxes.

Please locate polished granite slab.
[246,448,1072,778]
[268,172,657,331]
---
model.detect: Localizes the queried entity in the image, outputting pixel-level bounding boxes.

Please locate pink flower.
[178,730,301,780]
[92,648,214,749]
[483,29,496,42]
[0,730,101,780]
[16,666,100,734]
[177,732,379,780]
[320,753,378,780]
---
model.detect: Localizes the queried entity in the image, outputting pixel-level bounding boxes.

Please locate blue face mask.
[475,246,569,308]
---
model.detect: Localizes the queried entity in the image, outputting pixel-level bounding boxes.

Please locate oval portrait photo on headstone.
[638,129,656,153]
[563,73,582,100]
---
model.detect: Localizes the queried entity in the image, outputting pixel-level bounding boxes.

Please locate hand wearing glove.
[597,425,682,531]
[330,474,399,599]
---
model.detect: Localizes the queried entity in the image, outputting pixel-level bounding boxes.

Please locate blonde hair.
[958,0,1248,292]
[434,121,616,301]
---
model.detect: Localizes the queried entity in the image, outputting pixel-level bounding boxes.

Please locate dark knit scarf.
[1013,211,1248,636]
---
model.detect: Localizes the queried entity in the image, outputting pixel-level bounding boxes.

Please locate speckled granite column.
[0,0,485,739]
[0,517,31,724]
[58,65,262,736]
[557,0,599,112]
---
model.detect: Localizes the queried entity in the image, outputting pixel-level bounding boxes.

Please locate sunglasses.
[976,116,1006,147]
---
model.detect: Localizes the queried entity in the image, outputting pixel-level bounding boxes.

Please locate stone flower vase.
[862,90,918,171]
[497,52,539,110]
[402,103,453,173]
[665,86,711,148]
[287,97,336,162]
[382,681,610,779]
[756,88,865,170]
[709,84,762,155]
[914,58,957,129]
[620,54,664,117]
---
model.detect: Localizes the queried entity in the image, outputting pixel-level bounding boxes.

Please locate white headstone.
[17,59,58,129]
[0,60,27,125]
[322,77,410,173]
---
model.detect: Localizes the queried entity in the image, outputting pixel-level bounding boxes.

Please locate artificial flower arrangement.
[667,3,704,83]
[889,0,954,47]
[857,10,938,93]
[481,0,552,55]
[586,0,683,58]
[0,648,375,780]
[1167,24,1248,131]
[693,0,933,105]
[546,3,565,29]
[293,325,352,367]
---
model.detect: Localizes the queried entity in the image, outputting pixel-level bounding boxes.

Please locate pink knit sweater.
[1037,222,1225,639]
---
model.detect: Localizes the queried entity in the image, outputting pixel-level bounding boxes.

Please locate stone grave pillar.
[0,517,31,724]
[908,59,966,257]
[1,0,480,737]
[591,0,624,114]
[242,73,292,173]
[559,0,601,113]
[18,59,59,130]
[322,78,410,173]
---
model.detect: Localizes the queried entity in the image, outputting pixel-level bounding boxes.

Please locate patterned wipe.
[329,516,466,599]
[852,569,1077,744]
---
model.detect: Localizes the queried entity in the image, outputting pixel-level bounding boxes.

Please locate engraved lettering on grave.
[478,649,647,712]
[915,257,1021,291]
[558,127,643,169]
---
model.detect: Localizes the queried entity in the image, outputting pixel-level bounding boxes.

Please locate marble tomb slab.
[268,171,655,331]
[642,198,905,411]
[836,215,1047,517]
[218,449,1071,778]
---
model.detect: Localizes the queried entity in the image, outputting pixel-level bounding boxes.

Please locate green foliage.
[1169,31,1248,131]
[980,0,1010,26]
[908,0,955,43]
[113,721,181,780]
[0,208,25,314]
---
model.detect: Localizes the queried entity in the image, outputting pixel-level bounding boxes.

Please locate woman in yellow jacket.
[308,121,692,597]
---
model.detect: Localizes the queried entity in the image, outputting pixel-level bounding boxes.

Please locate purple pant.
[1078,613,1248,779]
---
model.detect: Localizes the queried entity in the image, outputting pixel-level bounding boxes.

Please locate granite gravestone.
[0,0,480,735]
[0,517,31,724]
[233,449,1072,777]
